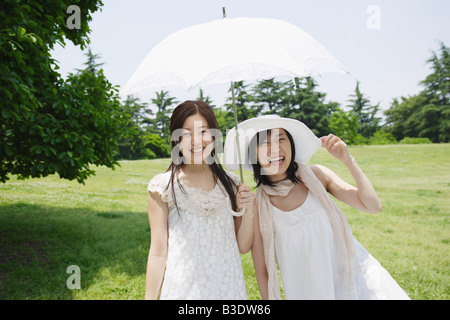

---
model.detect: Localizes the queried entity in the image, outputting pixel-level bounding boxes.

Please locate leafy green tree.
[329,109,360,144]
[142,133,170,159]
[0,0,130,183]
[384,94,425,141]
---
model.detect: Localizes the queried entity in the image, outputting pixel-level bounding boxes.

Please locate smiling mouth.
[269,156,285,166]
[190,147,204,155]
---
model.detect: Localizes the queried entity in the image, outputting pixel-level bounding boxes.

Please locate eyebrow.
[181,126,209,131]
[267,131,286,138]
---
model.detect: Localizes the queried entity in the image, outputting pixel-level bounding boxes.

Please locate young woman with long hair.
[145,100,254,300]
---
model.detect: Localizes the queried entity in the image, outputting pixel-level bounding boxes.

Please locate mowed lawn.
[0,144,448,300]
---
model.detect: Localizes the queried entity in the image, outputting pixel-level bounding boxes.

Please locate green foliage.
[279,77,338,137]
[368,130,398,145]
[150,90,178,144]
[384,94,426,141]
[117,96,149,160]
[251,78,288,115]
[329,109,359,144]
[141,133,169,159]
[0,0,131,183]
[399,137,433,144]
[225,81,259,124]
[385,42,449,143]
[347,81,381,139]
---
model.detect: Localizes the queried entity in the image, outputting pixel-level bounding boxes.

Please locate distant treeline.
[117,42,448,160]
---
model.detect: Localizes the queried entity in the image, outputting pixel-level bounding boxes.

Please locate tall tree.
[384,94,425,141]
[384,42,450,142]
[280,77,337,137]
[225,81,259,124]
[418,42,450,142]
[150,90,178,143]
[251,78,288,115]
[197,88,216,108]
[116,96,148,160]
[347,81,381,139]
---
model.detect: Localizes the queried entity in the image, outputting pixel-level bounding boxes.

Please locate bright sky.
[51,0,450,115]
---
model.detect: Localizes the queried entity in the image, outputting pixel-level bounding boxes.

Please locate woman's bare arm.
[145,191,169,300]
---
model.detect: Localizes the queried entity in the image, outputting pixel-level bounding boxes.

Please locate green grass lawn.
[0,144,449,299]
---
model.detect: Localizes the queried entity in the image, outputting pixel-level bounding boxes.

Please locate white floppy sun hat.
[223,115,322,172]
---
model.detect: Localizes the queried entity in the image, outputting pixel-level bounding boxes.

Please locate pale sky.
[51,0,450,115]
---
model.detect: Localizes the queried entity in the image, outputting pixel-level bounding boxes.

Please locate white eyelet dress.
[147,171,247,300]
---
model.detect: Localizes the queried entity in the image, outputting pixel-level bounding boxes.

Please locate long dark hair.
[251,129,302,187]
[165,100,238,212]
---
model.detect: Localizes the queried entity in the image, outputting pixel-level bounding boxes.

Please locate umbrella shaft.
[231,81,244,183]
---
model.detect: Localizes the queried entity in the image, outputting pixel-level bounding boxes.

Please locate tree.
[197,88,216,109]
[279,77,337,137]
[329,109,361,144]
[421,42,450,107]
[80,47,104,74]
[251,78,288,115]
[150,90,178,143]
[384,94,425,141]
[225,81,259,126]
[0,0,130,183]
[347,81,381,139]
[116,96,148,160]
[418,42,450,142]
[384,42,450,142]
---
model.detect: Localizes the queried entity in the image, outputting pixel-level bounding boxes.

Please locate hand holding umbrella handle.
[226,197,246,217]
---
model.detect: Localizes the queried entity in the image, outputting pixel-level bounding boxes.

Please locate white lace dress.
[147,171,247,300]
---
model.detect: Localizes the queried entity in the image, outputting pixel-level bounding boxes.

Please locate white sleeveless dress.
[272,191,410,300]
[147,171,247,300]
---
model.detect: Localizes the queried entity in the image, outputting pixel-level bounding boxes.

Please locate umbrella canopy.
[122,16,348,188]
[121,17,348,96]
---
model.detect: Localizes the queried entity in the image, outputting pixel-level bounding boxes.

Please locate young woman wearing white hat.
[224,115,410,300]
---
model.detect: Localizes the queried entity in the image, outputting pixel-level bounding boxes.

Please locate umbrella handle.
[226,197,246,217]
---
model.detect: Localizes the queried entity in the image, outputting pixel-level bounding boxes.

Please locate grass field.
[0,144,449,300]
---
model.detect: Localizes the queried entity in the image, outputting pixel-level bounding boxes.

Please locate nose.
[266,141,280,157]
[191,130,203,148]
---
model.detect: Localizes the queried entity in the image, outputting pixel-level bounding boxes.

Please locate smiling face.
[177,113,214,165]
[256,128,292,179]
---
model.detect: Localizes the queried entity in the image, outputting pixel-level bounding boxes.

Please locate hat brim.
[223,115,322,172]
